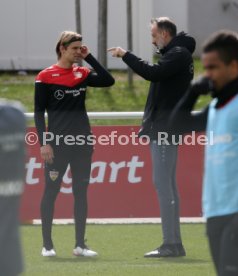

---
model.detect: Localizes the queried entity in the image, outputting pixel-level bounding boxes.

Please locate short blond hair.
[55,31,82,59]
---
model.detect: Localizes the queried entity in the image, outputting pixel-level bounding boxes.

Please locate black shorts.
[207,212,238,276]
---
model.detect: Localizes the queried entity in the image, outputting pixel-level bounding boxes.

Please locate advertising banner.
[21,126,204,220]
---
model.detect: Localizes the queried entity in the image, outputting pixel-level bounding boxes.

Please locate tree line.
[75,0,134,87]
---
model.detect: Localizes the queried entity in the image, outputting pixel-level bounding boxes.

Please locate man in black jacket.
[108,17,195,257]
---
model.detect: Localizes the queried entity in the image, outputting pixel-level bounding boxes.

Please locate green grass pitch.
[21,224,215,276]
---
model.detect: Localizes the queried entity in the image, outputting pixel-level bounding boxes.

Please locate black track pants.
[41,144,93,249]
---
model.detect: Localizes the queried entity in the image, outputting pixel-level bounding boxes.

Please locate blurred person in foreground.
[108,17,196,257]
[34,31,114,257]
[0,100,26,275]
[169,30,238,275]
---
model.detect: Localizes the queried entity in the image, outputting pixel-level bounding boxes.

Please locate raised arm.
[84,54,115,87]
[108,46,187,82]
[169,77,212,134]
[122,50,187,82]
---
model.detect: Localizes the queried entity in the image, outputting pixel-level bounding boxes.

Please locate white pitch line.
[32,217,206,225]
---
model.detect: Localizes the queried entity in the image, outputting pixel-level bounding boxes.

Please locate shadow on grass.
[155,257,210,264]
[45,256,99,263]
[46,256,210,266]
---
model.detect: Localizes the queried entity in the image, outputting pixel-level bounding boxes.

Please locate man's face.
[61,41,83,63]
[151,23,167,49]
[202,51,238,91]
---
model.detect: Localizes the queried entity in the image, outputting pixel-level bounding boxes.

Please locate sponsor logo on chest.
[54,88,86,100]
[65,88,86,97]
[54,90,65,100]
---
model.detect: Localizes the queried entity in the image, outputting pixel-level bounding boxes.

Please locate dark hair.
[55,31,82,60]
[151,17,177,37]
[202,30,238,64]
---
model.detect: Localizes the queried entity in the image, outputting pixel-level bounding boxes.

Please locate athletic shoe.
[73,246,98,257]
[144,243,186,258]
[41,247,56,257]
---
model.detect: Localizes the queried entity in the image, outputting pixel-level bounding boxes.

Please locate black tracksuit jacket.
[34,54,115,146]
[122,32,196,140]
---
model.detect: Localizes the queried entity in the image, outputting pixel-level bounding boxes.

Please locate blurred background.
[0,2,237,274]
[1,0,237,115]
[0,0,237,70]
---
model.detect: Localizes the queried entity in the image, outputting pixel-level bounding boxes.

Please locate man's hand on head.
[108,47,127,58]
[79,45,90,59]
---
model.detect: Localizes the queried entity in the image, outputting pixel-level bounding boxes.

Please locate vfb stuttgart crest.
[49,170,59,181]
[74,71,83,78]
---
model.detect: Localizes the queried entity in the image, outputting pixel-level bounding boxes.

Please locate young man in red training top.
[34,31,114,257]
